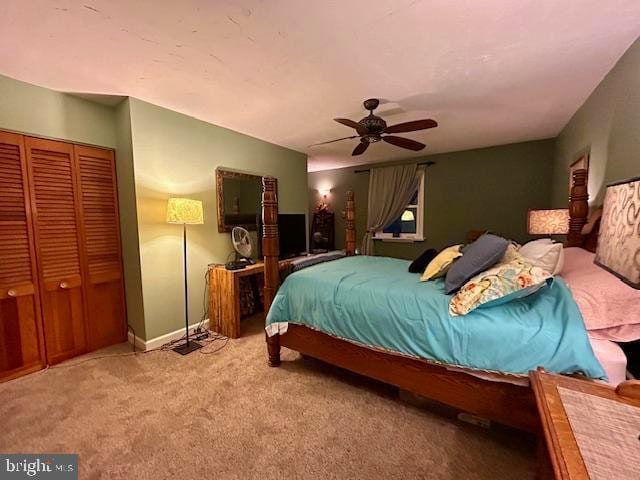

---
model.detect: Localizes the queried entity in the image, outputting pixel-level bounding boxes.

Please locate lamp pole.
[183,222,189,347]
[173,221,202,355]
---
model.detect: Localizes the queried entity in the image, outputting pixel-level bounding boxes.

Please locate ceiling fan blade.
[352,141,369,156]
[334,118,368,135]
[384,119,437,134]
[382,135,426,151]
[309,135,358,147]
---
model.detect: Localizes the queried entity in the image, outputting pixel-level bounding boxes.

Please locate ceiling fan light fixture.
[359,115,387,134]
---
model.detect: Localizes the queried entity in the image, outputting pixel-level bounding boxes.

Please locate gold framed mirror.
[215,168,263,233]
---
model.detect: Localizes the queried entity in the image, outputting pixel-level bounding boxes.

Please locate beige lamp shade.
[167,198,204,225]
[527,208,569,235]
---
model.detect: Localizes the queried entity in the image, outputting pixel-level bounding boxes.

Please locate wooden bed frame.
[261,170,590,433]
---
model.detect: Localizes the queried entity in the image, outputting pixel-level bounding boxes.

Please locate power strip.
[191,332,209,342]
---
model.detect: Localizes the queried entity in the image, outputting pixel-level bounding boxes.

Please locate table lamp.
[167,198,204,355]
[527,209,570,235]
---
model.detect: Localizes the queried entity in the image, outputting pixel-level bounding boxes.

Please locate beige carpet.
[0,315,536,479]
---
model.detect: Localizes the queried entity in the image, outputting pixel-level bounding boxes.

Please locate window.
[374,168,425,242]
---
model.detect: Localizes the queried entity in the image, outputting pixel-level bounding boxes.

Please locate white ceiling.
[1,1,640,171]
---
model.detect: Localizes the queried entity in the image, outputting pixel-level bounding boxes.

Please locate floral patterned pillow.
[449,251,552,316]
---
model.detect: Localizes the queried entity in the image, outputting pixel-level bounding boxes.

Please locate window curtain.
[361,163,419,255]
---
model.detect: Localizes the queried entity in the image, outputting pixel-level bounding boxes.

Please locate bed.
[562,246,640,386]
[266,255,605,380]
[260,170,637,432]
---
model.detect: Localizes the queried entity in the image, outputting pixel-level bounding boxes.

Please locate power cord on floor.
[127,324,138,353]
[199,332,229,355]
[46,349,157,369]
[35,329,229,372]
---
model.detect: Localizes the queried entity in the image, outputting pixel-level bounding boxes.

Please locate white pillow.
[519,239,564,275]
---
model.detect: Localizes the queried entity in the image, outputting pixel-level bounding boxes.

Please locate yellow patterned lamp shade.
[527,209,569,235]
[167,198,204,225]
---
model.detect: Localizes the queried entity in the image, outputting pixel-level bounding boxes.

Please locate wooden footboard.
[282,324,538,432]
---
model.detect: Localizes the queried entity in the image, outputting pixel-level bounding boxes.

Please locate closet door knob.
[7,289,17,297]
[59,282,69,289]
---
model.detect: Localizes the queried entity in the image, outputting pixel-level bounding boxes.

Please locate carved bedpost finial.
[345,190,356,256]
[261,176,281,367]
[567,169,589,247]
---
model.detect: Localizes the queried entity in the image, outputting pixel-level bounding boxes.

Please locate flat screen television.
[257,213,307,259]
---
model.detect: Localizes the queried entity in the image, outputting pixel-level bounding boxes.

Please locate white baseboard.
[127,318,211,351]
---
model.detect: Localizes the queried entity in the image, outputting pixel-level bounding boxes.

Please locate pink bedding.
[588,336,627,386]
[561,248,640,342]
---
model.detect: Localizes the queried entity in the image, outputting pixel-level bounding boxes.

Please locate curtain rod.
[354,161,436,174]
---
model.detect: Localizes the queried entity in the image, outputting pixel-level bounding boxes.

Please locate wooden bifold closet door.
[23,137,126,366]
[74,145,126,351]
[0,132,45,380]
[25,137,88,364]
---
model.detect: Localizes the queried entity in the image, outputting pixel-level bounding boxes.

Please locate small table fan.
[231,226,256,265]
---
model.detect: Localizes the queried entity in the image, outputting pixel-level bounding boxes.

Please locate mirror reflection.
[216,169,263,233]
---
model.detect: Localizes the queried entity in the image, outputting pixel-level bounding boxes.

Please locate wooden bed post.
[262,176,281,367]
[345,190,356,256]
[567,168,589,247]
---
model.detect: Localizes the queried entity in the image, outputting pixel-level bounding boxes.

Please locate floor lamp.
[167,197,204,355]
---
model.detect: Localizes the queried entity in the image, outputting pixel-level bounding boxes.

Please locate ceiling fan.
[311,98,438,156]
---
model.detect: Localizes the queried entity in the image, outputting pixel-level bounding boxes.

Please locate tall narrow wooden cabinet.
[0,131,126,379]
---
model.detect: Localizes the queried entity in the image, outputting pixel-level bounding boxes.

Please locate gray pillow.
[444,234,509,294]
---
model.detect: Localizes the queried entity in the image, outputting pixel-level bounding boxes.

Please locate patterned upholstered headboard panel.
[595,176,640,289]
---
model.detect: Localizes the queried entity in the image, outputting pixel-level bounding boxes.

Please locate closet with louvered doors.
[0,131,46,381]
[0,131,128,376]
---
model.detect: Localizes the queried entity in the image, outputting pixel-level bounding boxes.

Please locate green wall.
[309,139,555,260]
[551,37,640,207]
[0,75,309,342]
[114,99,146,340]
[128,98,308,340]
[0,74,145,338]
[0,74,117,148]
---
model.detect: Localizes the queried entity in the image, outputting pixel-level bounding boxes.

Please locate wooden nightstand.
[530,369,640,479]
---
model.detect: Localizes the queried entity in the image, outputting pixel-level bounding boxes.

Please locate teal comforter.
[266,256,606,379]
